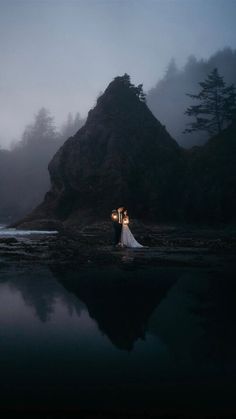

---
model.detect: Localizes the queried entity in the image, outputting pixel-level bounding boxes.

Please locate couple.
[111,207,143,248]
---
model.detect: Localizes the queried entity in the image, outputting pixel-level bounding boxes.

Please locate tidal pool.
[0,261,235,414]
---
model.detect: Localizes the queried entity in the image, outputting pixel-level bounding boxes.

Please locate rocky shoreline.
[1,221,236,271]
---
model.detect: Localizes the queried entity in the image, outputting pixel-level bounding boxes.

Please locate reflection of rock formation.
[148,269,236,365]
[0,265,83,322]
[51,265,179,351]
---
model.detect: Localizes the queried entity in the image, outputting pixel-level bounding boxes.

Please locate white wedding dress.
[120,224,143,248]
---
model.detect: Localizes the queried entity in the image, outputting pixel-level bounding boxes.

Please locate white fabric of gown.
[120,224,143,248]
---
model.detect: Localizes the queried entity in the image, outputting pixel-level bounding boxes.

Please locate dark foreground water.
[0,259,236,415]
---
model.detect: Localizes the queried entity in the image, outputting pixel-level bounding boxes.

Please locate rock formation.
[183,121,236,224]
[14,74,236,229]
[18,74,184,228]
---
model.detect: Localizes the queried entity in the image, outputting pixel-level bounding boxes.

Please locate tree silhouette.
[165,58,179,79]
[136,83,146,102]
[60,112,84,140]
[184,68,236,136]
[21,107,57,147]
[115,74,146,102]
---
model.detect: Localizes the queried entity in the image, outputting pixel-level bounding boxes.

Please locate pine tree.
[184,68,236,136]
[114,74,146,102]
[21,107,57,146]
[165,58,178,79]
[61,112,84,140]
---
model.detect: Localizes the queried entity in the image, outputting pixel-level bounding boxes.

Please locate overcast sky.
[0,0,235,148]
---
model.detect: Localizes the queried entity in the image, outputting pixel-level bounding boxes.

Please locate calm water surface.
[0,257,235,412]
[0,224,58,236]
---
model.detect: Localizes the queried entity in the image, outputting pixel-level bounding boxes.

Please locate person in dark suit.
[111,207,124,246]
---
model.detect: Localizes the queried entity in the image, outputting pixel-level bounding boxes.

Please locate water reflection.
[0,261,235,411]
[149,269,236,368]
[51,265,179,350]
[0,264,84,323]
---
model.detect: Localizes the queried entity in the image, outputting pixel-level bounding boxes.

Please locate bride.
[120,210,143,248]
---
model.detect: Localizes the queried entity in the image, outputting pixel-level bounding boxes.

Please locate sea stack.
[15,74,183,229]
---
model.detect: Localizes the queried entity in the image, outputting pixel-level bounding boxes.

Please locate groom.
[111,207,124,246]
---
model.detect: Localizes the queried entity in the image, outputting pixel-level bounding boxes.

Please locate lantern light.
[123,216,129,225]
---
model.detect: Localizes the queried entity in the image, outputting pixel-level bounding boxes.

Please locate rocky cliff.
[19,74,184,228]
[183,121,236,224]
[14,74,236,230]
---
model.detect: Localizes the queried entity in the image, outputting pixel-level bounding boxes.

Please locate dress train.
[120,224,143,248]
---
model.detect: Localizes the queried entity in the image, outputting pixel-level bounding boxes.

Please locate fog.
[0,109,84,221]
[0,0,236,148]
[147,47,236,147]
[0,0,236,222]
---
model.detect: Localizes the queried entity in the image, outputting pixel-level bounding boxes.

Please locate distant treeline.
[147,47,236,147]
[1,47,236,222]
[25,74,236,227]
[0,109,84,222]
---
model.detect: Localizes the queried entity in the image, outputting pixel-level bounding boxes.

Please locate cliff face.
[183,121,236,224]
[15,74,235,229]
[28,75,183,224]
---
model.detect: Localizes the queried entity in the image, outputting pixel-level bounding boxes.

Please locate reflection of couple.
[111,207,143,248]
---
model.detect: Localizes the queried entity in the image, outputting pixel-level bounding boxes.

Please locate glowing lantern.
[123,216,129,225]
[111,212,118,221]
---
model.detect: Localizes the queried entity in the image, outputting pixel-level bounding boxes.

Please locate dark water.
[0,260,236,413]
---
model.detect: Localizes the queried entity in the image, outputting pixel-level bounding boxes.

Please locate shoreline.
[0,222,236,271]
